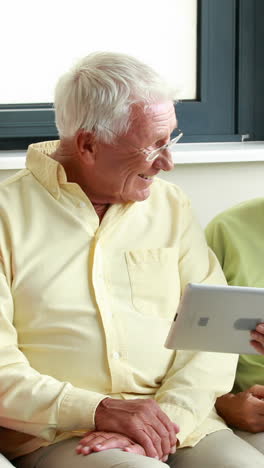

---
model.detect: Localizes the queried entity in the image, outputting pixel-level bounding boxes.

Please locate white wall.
[1,161,264,228]
[159,161,264,226]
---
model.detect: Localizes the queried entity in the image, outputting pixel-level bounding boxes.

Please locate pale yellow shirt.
[0,141,237,460]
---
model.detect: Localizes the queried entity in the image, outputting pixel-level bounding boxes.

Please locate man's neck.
[51,141,110,222]
[92,203,110,222]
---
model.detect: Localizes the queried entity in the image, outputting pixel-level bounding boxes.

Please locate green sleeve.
[205,219,226,270]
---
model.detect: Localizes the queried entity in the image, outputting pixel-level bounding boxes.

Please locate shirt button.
[112,351,120,360]
[78,201,86,208]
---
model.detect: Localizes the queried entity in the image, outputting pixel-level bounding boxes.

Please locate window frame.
[239,0,264,141]
[178,0,240,143]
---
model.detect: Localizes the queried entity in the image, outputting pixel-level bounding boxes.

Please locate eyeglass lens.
[145,130,183,162]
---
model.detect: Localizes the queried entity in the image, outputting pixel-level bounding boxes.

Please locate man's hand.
[94,398,179,460]
[215,385,264,433]
[250,324,264,354]
[76,431,146,457]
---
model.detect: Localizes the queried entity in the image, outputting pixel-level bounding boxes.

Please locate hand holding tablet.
[165,283,264,354]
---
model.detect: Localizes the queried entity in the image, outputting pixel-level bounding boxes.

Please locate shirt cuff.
[58,385,106,432]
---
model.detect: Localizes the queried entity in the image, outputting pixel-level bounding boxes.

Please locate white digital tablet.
[165,283,264,354]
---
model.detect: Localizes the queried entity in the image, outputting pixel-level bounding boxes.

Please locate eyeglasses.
[99,126,183,163]
[143,129,183,162]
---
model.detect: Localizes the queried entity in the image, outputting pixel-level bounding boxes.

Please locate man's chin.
[130,188,151,202]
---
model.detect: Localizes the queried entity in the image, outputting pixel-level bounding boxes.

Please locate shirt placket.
[92,239,124,393]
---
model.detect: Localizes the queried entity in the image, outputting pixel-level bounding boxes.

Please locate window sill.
[171,141,264,164]
[0,150,26,170]
[0,141,264,170]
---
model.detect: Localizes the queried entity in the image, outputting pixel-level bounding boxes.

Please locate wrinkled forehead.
[129,101,177,138]
[145,101,176,119]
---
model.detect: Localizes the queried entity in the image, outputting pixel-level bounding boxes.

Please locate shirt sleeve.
[0,262,105,442]
[177,197,227,290]
[154,197,238,445]
[205,217,226,267]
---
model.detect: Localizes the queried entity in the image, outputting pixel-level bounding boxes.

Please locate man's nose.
[152,152,174,172]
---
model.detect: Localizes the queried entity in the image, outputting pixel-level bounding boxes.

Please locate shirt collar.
[26,140,67,199]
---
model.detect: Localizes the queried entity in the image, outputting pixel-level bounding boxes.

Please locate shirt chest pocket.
[125,248,180,320]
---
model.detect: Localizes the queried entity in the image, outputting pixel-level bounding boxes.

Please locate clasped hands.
[76,398,179,461]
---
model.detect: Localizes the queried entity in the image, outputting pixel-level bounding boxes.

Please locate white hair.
[54,51,175,143]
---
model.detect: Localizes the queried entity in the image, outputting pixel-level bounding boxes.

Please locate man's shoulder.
[0,169,31,204]
[208,197,264,230]
[152,177,190,204]
[0,168,30,190]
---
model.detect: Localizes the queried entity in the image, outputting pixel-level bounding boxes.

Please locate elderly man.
[0,52,261,468]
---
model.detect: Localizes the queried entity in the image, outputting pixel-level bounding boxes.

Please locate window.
[0,0,197,103]
[0,0,263,150]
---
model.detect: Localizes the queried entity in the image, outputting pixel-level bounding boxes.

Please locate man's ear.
[75,130,97,163]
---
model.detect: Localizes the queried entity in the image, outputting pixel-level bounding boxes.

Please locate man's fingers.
[77,434,105,447]
[92,438,133,452]
[124,444,146,456]
[250,339,264,355]
[133,428,160,459]
[150,422,170,458]
[76,444,92,455]
[157,410,179,450]
[77,435,139,456]
[145,423,167,459]
[250,329,264,353]
[173,422,180,434]
[255,323,264,334]
[249,384,264,399]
